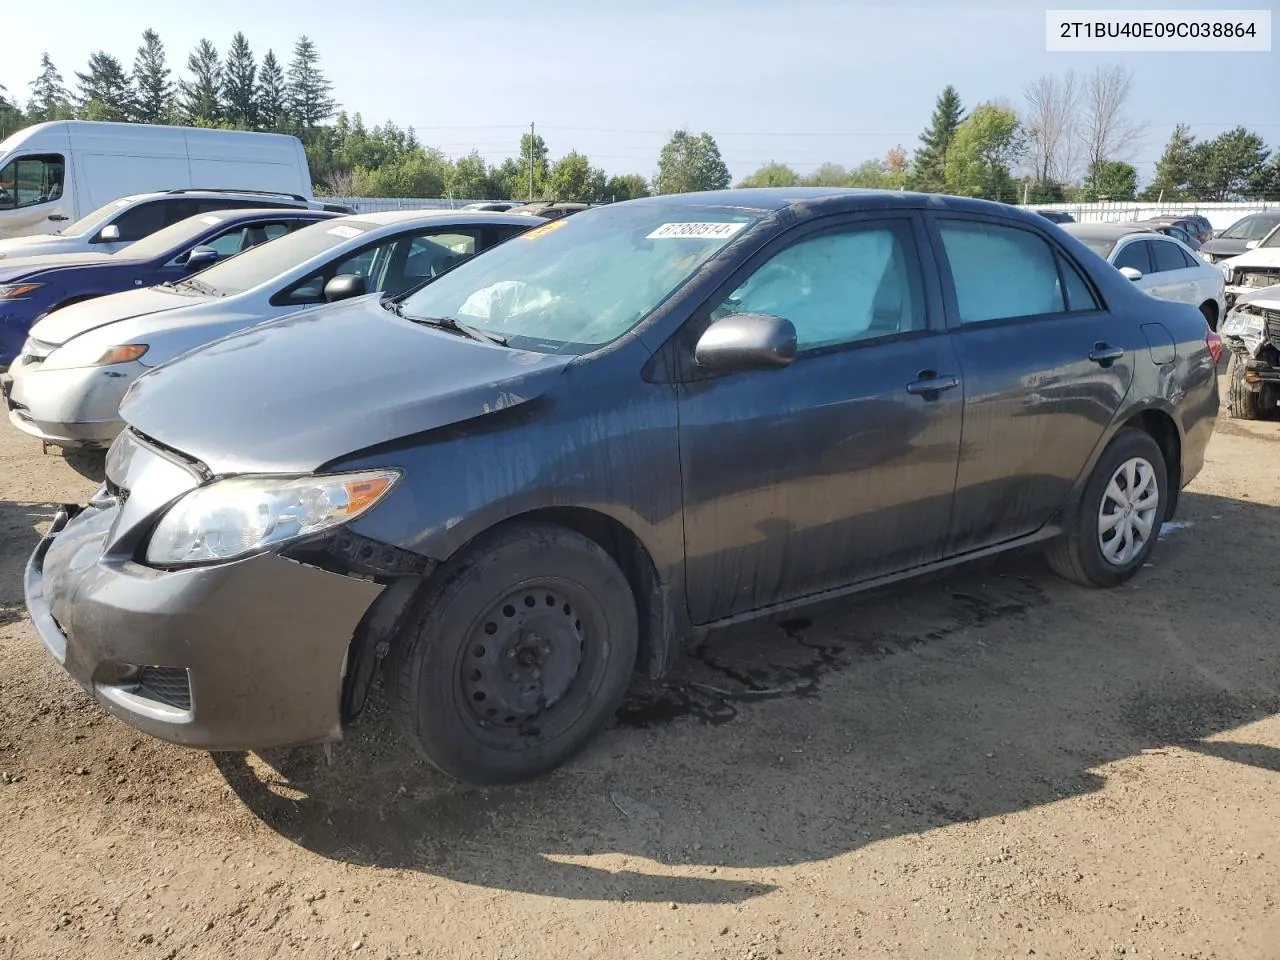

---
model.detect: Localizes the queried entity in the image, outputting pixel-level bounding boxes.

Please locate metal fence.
[325,196,1280,232]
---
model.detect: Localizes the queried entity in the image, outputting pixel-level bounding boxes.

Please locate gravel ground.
[2,380,1279,959]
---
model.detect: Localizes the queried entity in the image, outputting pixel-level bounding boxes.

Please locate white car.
[3,210,543,449]
[1219,226,1280,309]
[1063,222,1226,330]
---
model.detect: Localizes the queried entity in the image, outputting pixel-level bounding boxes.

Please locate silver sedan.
[3,210,544,449]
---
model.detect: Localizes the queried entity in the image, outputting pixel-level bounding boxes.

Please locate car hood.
[29,286,207,345]
[0,234,83,260]
[1200,238,1252,257]
[1224,248,1280,270]
[120,295,573,475]
[0,251,123,280]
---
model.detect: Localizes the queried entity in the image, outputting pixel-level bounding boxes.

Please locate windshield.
[1222,215,1280,241]
[398,203,763,354]
[116,213,231,261]
[1261,225,1280,249]
[61,197,134,237]
[183,218,372,297]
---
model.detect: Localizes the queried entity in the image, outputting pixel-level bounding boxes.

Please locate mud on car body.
[25,188,1220,786]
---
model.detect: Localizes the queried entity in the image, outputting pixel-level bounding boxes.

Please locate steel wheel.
[454,577,610,751]
[1097,456,1160,566]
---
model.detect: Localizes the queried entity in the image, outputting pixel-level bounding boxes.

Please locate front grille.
[134,667,191,711]
[1267,313,1280,345]
[1239,270,1280,290]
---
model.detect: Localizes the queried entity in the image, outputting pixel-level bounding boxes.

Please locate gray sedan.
[4,210,543,449]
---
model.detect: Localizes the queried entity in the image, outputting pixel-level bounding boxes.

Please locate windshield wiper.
[386,300,507,346]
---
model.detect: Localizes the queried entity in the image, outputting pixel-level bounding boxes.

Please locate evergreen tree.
[179,39,223,125]
[131,29,175,124]
[910,85,964,192]
[255,49,288,132]
[74,51,133,122]
[223,32,258,129]
[26,53,71,122]
[286,36,336,133]
[1141,124,1196,200]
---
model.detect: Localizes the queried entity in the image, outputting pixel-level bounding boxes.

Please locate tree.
[546,151,606,201]
[847,159,890,188]
[1141,124,1196,201]
[75,51,133,122]
[910,85,964,192]
[179,39,222,125]
[223,32,258,129]
[604,174,651,201]
[358,147,451,197]
[1023,71,1080,185]
[802,163,851,187]
[1082,160,1137,200]
[945,103,1025,201]
[286,36,336,133]
[27,53,72,122]
[448,150,492,200]
[1186,127,1271,201]
[0,85,25,139]
[735,161,799,188]
[654,130,730,194]
[131,29,175,124]
[255,49,288,132]
[1080,64,1145,170]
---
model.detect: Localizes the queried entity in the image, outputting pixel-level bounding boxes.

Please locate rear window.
[191,219,375,297]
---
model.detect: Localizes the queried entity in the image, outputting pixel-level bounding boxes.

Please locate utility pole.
[528,121,535,201]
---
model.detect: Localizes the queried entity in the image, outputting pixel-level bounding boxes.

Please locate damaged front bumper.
[23,431,387,751]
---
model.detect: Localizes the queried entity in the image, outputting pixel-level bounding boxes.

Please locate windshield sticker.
[200,216,223,225]
[520,219,569,241]
[646,221,748,240]
[327,225,364,239]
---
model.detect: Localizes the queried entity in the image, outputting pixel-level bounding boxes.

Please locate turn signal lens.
[95,344,149,366]
[0,282,43,300]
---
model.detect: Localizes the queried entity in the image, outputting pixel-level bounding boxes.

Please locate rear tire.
[1045,428,1167,588]
[1225,352,1263,420]
[389,522,638,785]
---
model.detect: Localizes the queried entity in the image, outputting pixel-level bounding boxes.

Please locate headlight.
[0,282,43,299]
[1222,264,1234,283]
[1221,309,1264,339]
[145,469,401,566]
[41,339,148,370]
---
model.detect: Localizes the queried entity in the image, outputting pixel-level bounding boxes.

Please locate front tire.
[1045,428,1167,588]
[389,522,638,785]
[1225,352,1264,420]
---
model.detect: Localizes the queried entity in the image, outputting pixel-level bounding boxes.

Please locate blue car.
[0,207,339,367]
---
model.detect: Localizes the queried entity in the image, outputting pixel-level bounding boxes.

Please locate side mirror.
[694,312,797,373]
[324,273,367,302]
[1245,240,1260,250]
[183,245,219,270]
[1119,266,1143,282]
[98,223,121,242]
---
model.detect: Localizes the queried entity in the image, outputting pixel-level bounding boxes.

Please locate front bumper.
[2,355,143,448]
[25,499,384,751]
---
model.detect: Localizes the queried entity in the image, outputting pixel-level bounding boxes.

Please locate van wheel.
[1225,353,1264,420]
[1045,428,1167,588]
[389,522,638,785]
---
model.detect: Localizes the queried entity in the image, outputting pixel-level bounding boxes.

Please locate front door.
[676,214,964,624]
[927,214,1136,554]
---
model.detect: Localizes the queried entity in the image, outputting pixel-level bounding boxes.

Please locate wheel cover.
[456,578,607,748]
[1097,456,1160,566]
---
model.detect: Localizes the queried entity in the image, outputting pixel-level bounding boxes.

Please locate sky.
[1,0,1277,187]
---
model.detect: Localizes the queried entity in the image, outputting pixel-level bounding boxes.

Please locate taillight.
[1206,330,1223,364]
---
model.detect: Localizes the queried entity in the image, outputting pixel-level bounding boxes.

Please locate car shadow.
[168,490,1280,903]
[0,499,58,627]
[61,449,106,483]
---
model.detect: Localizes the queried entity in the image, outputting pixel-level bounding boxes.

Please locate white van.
[0,120,313,240]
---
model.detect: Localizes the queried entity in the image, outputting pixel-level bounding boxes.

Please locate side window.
[1178,246,1201,269]
[1151,240,1187,274]
[201,220,293,258]
[390,231,480,295]
[710,220,926,351]
[280,237,397,304]
[936,219,1065,324]
[1057,254,1101,312]
[107,201,172,242]
[1112,240,1150,273]
[0,154,66,209]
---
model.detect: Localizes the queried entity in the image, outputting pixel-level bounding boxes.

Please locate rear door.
[1146,237,1200,306]
[929,214,1136,554]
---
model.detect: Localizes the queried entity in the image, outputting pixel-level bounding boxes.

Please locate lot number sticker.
[646,222,748,240]
[327,225,364,239]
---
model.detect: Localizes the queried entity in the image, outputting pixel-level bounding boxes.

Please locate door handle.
[47,214,69,222]
[1088,342,1125,366]
[905,371,960,397]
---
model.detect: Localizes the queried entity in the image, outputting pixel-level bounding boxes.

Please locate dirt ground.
[3,381,1280,960]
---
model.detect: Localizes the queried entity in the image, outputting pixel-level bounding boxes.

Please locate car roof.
[190,206,334,222]
[623,187,1047,220]
[332,209,547,228]
[1061,222,1163,241]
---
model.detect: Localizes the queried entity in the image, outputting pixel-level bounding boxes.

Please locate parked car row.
[9,185,1220,789]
